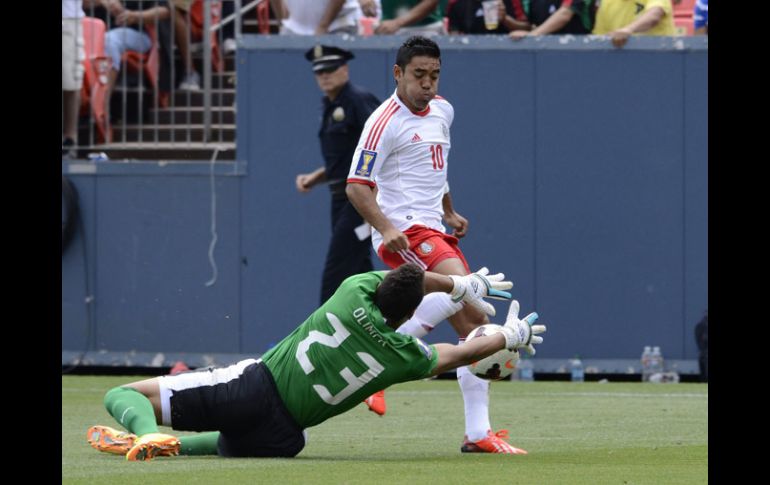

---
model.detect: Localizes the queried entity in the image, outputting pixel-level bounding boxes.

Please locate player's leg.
[395,291,463,337]
[429,260,526,453]
[90,372,220,459]
[364,230,465,414]
[423,257,495,445]
[407,240,524,453]
[89,377,181,458]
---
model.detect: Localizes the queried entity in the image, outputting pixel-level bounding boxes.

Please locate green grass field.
[63,376,707,484]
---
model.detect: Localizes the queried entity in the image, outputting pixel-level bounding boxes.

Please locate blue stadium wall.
[62,35,708,373]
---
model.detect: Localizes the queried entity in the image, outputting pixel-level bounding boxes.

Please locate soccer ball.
[466,324,520,381]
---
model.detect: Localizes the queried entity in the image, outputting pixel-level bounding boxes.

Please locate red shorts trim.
[377,225,471,273]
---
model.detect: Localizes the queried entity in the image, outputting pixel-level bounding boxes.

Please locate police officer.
[296,45,381,304]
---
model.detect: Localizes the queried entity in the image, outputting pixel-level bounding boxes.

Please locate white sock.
[457,342,491,442]
[396,292,464,338]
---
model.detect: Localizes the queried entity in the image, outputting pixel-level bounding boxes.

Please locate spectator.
[269,0,361,35]
[693,0,707,35]
[100,0,171,121]
[376,0,445,36]
[296,45,380,304]
[447,0,530,34]
[220,0,237,53]
[593,0,675,48]
[62,0,85,159]
[170,0,201,91]
[509,0,597,40]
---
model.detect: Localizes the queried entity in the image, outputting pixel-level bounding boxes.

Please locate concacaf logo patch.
[355,150,377,177]
[414,337,433,360]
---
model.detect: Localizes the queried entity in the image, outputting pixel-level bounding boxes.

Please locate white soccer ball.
[466,324,520,381]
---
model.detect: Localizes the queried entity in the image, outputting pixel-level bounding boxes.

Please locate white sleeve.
[347,101,400,185]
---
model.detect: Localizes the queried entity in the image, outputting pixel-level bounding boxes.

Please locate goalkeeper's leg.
[94,379,218,458]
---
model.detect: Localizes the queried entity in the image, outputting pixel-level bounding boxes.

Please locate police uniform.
[305,45,381,304]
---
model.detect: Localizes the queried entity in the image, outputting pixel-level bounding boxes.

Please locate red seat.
[79,17,112,144]
[673,15,694,36]
[673,0,696,17]
[121,21,168,107]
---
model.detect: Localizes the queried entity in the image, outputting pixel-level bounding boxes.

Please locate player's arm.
[423,268,512,317]
[346,183,409,252]
[442,191,468,238]
[431,299,546,376]
[430,334,507,376]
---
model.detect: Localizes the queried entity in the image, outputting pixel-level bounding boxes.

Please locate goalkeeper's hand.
[499,300,546,354]
[449,267,513,317]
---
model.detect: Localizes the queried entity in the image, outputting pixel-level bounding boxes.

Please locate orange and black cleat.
[87,425,137,455]
[460,429,528,454]
[125,433,181,461]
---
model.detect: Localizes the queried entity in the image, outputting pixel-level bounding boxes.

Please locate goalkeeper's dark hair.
[395,36,441,70]
[375,263,425,326]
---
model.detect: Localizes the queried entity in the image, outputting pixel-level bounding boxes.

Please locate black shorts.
[160,359,305,457]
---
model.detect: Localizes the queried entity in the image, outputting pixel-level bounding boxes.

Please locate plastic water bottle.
[650,346,664,376]
[518,354,534,382]
[570,356,584,382]
[87,151,109,162]
[641,345,653,382]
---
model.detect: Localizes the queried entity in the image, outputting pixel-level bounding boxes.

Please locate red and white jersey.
[347,90,454,251]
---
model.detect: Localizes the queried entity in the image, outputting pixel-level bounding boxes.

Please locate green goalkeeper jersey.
[262,271,439,429]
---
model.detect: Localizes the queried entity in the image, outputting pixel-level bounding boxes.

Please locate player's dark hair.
[375,263,425,326]
[395,36,441,70]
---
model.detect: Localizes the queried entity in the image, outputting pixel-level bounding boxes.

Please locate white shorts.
[62,18,85,91]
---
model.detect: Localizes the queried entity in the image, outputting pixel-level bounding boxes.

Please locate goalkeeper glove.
[449,267,513,317]
[499,300,546,354]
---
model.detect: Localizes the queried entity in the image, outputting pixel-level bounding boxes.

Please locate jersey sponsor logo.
[355,150,377,177]
[414,337,433,360]
[411,133,422,143]
[441,123,449,139]
[417,242,434,255]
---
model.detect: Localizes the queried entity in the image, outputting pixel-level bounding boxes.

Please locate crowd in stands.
[264,0,706,40]
[63,0,706,157]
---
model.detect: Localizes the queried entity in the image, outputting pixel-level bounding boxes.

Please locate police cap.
[304,45,354,73]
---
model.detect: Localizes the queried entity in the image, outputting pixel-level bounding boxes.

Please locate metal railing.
[65,0,267,160]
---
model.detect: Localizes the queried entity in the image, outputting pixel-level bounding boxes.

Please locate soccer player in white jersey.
[346,36,524,454]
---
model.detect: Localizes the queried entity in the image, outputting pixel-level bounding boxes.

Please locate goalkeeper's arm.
[430,334,508,376]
